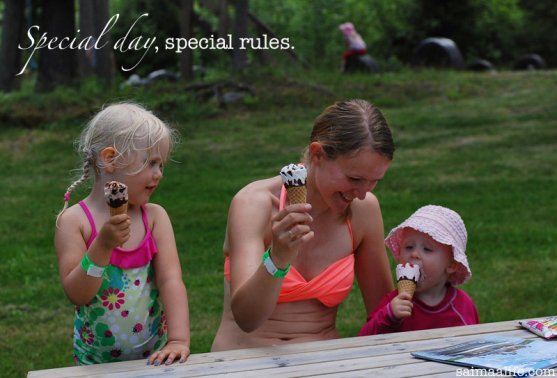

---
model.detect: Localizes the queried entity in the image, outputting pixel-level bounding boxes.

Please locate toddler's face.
[399,228,456,292]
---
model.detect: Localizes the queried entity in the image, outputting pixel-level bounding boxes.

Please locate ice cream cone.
[397,279,417,297]
[286,186,307,204]
[395,263,421,298]
[109,203,128,216]
[280,163,307,204]
[104,181,128,216]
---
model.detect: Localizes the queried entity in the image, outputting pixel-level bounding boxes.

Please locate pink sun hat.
[385,205,471,285]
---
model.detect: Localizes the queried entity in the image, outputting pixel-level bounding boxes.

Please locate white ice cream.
[396,263,421,283]
[279,163,307,188]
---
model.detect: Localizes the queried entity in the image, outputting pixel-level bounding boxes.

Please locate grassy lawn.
[1,68,556,377]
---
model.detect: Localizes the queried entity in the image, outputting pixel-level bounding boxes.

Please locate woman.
[212,99,395,351]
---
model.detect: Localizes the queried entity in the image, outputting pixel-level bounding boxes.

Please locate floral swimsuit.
[73,201,166,364]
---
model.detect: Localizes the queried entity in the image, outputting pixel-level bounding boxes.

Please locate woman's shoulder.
[233,176,281,208]
[350,192,381,219]
[348,192,383,244]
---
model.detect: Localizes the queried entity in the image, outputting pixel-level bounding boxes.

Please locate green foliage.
[250,0,527,68]
[2,68,557,377]
[110,0,181,76]
[517,0,557,66]
[2,0,553,88]
[0,74,222,129]
[408,0,524,65]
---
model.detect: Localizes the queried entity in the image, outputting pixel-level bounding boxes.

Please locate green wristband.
[81,254,106,278]
[262,248,290,278]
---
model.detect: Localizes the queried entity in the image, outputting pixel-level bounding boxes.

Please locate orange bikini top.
[223,186,355,308]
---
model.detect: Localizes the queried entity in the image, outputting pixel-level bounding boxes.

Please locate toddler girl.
[359,205,479,335]
[55,102,190,366]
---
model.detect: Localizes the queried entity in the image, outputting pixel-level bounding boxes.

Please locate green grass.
[1,68,556,377]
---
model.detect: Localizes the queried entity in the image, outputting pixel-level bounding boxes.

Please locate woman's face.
[311,145,391,214]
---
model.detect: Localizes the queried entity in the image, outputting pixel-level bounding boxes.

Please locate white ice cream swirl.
[396,263,421,283]
[280,163,307,188]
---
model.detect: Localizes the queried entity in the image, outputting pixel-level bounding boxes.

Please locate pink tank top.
[223,186,355,307]
[79,201,158,269]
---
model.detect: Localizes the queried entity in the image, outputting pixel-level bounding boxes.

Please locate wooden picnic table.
[28,319,538,377]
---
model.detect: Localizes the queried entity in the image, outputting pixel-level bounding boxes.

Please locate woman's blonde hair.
[304,99,394,162]
[57,102,179,220]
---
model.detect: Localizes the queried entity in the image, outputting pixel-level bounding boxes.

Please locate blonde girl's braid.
[56,158,92,223]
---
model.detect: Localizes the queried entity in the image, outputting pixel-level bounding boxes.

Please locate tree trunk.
[78,0,95,77]
[93,0,114,85]
[232,0,249,71]
[0,0,26,92]
[218,0,229,39]
[78,0,114,84]
[36,0,77,92]
[179,0,194,82]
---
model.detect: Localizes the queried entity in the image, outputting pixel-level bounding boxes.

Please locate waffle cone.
[397,279,416,297]
[286,186,307,204]
[109,203,128,216]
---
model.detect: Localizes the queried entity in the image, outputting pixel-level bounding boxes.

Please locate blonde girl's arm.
[353,193,394,315]
[55,206,130,305]
[148,204,190,366]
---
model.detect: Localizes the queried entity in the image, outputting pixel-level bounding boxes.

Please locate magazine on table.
[411,335,557,377]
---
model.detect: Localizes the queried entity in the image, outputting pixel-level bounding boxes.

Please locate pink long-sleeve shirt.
[358,285,479,336]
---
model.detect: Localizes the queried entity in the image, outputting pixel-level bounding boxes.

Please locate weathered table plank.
[27,319,534,378]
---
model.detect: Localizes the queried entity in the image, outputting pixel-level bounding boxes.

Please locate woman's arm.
[227,181,313,332]
[353,193,394,315]
[150,204,190,365]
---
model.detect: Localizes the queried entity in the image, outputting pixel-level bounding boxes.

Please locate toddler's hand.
[391,292,413,320]
[147,340,190,366]
[98,214,130,249]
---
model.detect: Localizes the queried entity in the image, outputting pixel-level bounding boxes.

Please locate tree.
[36,0,78,92]
[179,0,194,81]
[78,0,95,77]
[78,0,115,84]
[232,0,249,70]
[0,0,26,92]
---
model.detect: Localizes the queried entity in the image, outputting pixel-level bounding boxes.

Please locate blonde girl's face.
[116,137,170,206]
[311,144,391,214]
[399,228,456,292]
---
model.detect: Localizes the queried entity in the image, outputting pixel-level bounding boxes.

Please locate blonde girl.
[55,102,190,366]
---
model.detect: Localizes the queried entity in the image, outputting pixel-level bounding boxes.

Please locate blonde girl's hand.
[270,203,314,267]
[147,340,190,366]
[391,292,413,320]
[97,214,131,249]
